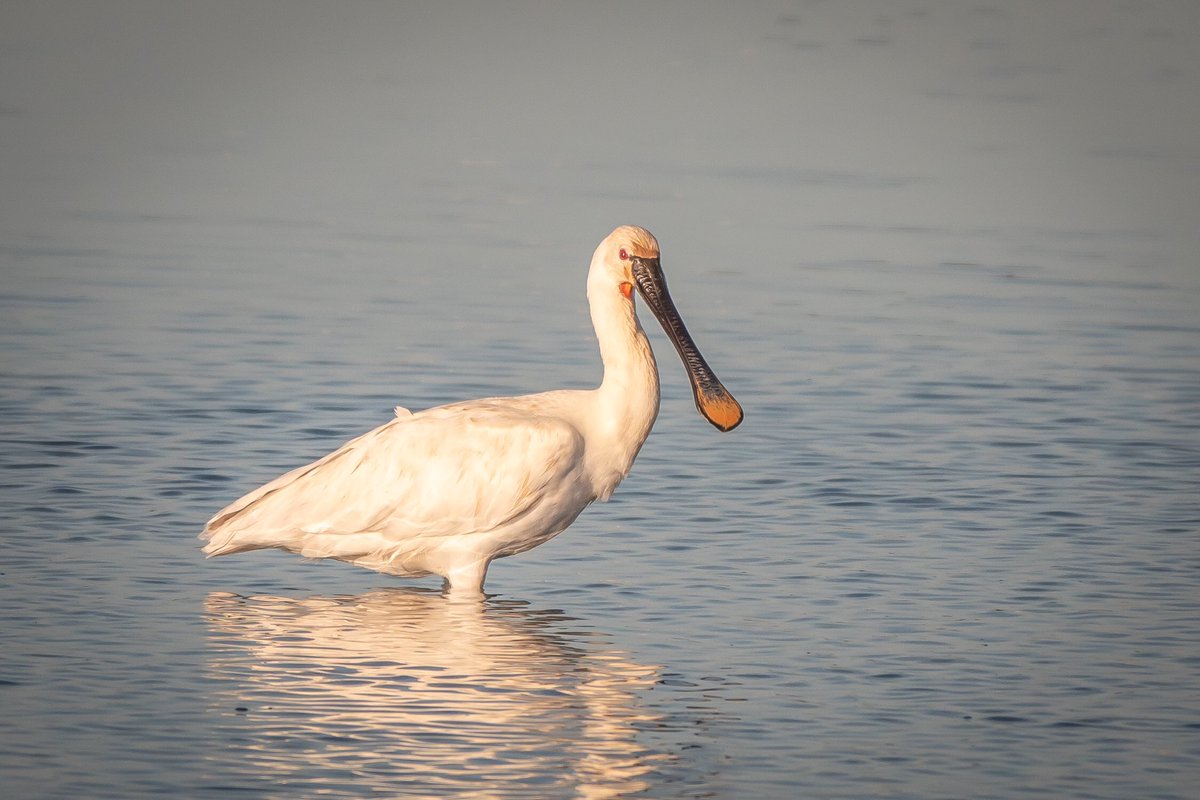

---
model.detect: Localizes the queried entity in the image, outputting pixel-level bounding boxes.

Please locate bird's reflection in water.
[205,589,671,798]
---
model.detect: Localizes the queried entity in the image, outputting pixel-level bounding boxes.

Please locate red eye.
[619,248,628,260]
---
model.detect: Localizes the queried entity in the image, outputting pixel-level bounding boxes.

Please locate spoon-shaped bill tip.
[698,388,744,432]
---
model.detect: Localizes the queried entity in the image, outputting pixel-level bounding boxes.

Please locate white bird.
[201,225,742,595]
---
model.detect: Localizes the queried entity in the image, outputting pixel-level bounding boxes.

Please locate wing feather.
[200,400,585,557]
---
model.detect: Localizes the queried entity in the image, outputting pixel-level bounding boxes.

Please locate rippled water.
[3,2,1199,798]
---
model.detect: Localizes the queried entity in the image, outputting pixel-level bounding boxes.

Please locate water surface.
[2,2,1199,798]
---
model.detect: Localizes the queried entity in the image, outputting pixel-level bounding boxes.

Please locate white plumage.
[201,225,741,594]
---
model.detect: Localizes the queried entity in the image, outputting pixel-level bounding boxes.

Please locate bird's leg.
[443,559,489,598]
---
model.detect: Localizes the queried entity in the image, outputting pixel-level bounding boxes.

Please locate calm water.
[2,2,1199,798]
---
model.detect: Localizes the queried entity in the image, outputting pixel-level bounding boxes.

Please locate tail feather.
[200,519,386,562]
[200,524,295,557]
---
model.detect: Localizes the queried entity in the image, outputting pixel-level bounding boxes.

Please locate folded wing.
[200,401,586,563]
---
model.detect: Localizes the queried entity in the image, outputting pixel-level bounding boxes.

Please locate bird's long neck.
[585,274,661,486]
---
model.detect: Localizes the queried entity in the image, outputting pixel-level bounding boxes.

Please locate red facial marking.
[619,282,633,299]
[619,248,628,260]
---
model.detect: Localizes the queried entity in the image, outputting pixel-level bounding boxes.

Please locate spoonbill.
[201,225,742,594]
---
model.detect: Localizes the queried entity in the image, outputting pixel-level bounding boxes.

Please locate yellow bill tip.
[699,392,744,432]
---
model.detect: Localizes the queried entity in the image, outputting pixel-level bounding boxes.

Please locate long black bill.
[631,256,743,432]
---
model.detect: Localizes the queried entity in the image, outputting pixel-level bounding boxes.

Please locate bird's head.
[590,225,743,432]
